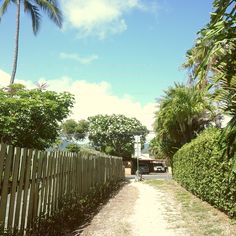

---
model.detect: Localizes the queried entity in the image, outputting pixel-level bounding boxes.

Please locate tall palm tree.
[0,0,63,84]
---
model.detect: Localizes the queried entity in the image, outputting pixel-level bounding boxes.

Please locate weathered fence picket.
[8,147,21,229]
[0,143,124,234]
[0,145,13,227]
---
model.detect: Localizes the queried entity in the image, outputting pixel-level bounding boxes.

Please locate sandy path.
[78,181,188,236]
[129,182,188,236]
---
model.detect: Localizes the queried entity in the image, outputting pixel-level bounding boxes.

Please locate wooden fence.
[0,143,124,234]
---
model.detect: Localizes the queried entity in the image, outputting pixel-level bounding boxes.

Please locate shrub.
[173,128,236,217]
[66,143,81,153]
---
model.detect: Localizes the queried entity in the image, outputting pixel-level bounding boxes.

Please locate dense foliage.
[66,143,81,153]
[88,114,148,158]
[0,84,74,150]
[183,0,236,86]
[149,137,166,159]
[153,84,213,163]
[183,0,236,159]
[62,119,89,141]
[173,128,236,217]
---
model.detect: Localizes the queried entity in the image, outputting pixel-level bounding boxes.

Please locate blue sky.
[0,0,213,129]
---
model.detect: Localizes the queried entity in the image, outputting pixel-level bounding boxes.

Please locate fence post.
[0,145,13,228]
[0,143,124,234]
[7,147,21,230]
[20,149,33,231]
[33,151,44,220]
[27,150,39,228]
[13,148,27,230]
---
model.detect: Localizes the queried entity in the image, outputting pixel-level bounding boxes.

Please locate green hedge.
[173,128,236,217]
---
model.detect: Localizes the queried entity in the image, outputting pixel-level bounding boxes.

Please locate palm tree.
[154,84,214,162]
[183,1,236,88]
[0,0,63,84]
[183,0,236,159]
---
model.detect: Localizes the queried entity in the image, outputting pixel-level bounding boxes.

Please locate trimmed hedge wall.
[173,128,236,217]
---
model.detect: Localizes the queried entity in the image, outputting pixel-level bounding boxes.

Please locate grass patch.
[146,179,236,236]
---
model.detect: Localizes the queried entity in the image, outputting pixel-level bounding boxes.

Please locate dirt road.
[75,179,236,236]
[77,181,188,236]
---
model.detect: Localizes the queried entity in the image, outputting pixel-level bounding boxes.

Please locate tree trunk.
[10,0,20,85]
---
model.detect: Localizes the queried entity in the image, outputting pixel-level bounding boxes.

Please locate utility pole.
[134,135,141,181]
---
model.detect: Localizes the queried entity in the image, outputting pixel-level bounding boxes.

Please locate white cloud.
[60,52,99,64]
[0,69,10,85]
[60,0,156,38]
[0,69,36,88]
[40,77,157,130]
[0,69,157,130]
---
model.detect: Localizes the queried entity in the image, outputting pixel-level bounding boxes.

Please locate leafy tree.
[50,138,63,151]
[183,0,236,158]
[0,84,74,149]
[66,143,80,153]
[62,119,89,141]
[153,84,213,164]
[62,119,79,138]
[87,114,148,159]
[0,0,63,84]
[76,119,89,139]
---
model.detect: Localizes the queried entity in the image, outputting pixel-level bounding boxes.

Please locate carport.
[131,155,166,174]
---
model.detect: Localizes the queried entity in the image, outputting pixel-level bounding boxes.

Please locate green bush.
[173,128,236,217]
[66,143,81,153]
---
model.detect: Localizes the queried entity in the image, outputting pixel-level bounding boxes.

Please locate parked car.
[139,164,149,174]
[154,163,167,172]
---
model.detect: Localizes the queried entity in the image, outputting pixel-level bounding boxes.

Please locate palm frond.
[0,0,11,19]
[183,0,236,164]
[36,0,62,28]
[24,1,41,34]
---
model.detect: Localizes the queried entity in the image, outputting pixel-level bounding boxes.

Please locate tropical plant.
[87,114,148,159]
[149,137,166,159]
[153,84,213,164]
[183,0,236,87]
[0,0,63,84]
[183,0,236,159]
[0,83,74,149]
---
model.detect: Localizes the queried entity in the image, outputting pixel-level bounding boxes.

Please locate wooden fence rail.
[0,143,124,234]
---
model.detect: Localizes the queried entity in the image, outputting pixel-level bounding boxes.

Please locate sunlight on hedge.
[173,128,236,217]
